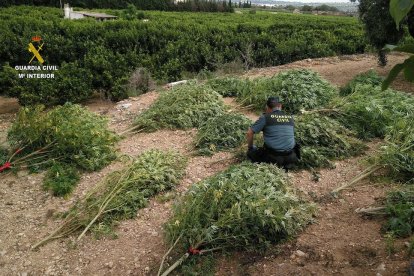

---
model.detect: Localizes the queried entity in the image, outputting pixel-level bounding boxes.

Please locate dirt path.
[0,54,413,276]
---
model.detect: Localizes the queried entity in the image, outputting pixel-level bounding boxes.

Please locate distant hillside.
[250,0,358,12]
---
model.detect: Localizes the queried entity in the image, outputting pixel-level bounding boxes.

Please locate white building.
[64,4,117,21]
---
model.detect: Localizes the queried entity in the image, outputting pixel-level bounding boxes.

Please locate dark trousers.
[247,146,298,171]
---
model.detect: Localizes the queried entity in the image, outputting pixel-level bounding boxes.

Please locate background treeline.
[300,4,339,12]
[0,0,239,12]
[0,6,367,105]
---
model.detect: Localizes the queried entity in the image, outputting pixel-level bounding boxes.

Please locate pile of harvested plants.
[377,118,414,182]
[132,83,225,132]
[1,103,118,196]
[295,114,366,168]
[332,105,413,195]
[340,70,383,96]
[195,112,252,155]
[237,69,337,114]
[33,149,187,249]
[158,162,315,275]
[205,77,251,97]
[334,85,414,139]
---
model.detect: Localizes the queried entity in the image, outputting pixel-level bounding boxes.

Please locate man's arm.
[246,128,254,149]
[247,115,266,150]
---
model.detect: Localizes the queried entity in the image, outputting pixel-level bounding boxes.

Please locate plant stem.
[13,142,56,163]
[8,144,27,162]
[119,127,144,136]
[157,232,183,276]
[32,217,74,250]
[355,206,387,215]
[160,253,190,276]
[331,164,383,195]
[12,154,48,165]
[18,157,63,169]
[77,170,131,241]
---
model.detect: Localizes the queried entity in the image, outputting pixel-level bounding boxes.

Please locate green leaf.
[382,63,405,90]
[403,57,414,82]
[383,44,414,54]
[404,63,414,82]
[390,0,414,28]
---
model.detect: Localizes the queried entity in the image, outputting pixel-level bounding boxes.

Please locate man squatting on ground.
[246,97,300,171]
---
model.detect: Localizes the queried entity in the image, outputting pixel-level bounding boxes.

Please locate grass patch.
[383,186,414,238]
[155,191,177,204]
[178,253,216,276]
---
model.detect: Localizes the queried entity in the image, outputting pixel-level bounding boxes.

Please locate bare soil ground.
[0,53,413,276]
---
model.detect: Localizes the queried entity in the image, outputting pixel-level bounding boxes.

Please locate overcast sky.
[264,0,353,3]
[296,0,352,2]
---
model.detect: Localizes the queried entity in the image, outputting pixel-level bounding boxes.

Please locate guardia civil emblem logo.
[28,35,45,64]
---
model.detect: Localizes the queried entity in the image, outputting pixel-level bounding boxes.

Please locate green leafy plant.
[408,237,414,256]
[7,103,118,171]
[381,0,414,89]
[340,70,383,96]
[159,162,316,275]
[43,162,80,197]
[33,149,187,249]
[237,69,337,114]
[132,83,225,132]
[1,104,119,195]
[378,118,414,182]
[357,187,414,237]
[0,146,7,165]
[383,187,414,237]
[385,232,397,255]
[195,113,252,155]
[295,114,366,168]
[356,187,413,255]
[0,6,367,105]
[334,84,414,139]
[205,77,252,97]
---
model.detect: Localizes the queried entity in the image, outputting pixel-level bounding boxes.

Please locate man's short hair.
[266,97,281,108]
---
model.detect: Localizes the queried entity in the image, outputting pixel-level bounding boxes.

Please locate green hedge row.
[0,6,367,105]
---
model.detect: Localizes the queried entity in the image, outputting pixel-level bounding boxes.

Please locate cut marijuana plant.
[237,69,337,114]
[2,103,119,196]
[132,83,225,132]
[195,112,252,155]
[158,162,315,275]
[295,114,366,169]
[33,149,187,249]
